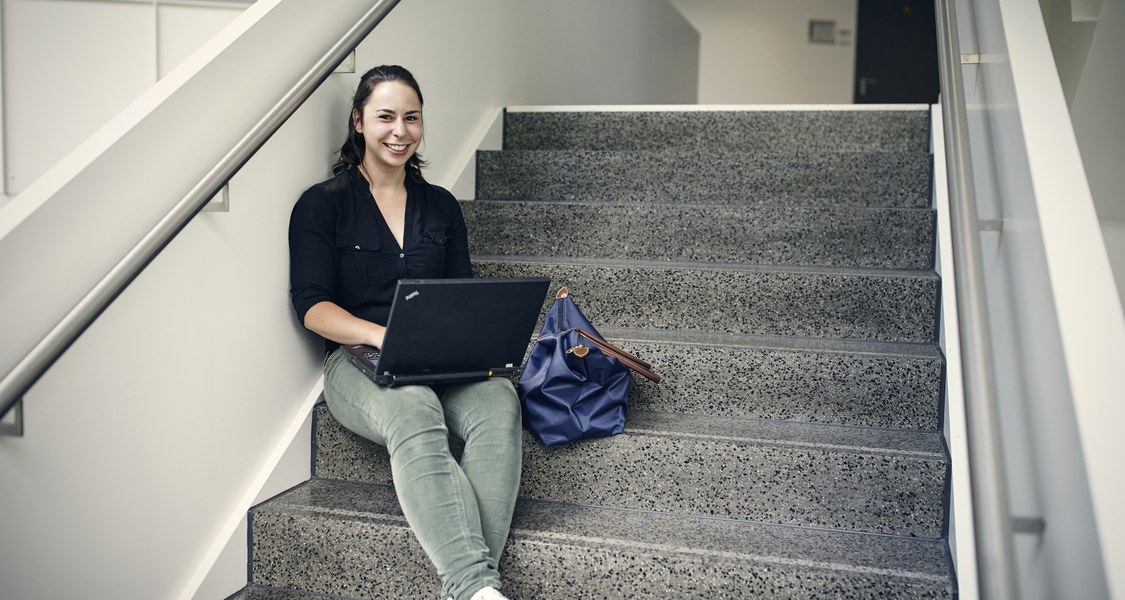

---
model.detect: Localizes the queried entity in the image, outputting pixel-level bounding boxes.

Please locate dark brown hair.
[332,64,426,180]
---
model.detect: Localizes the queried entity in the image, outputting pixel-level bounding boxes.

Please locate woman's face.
[353,80,423,174]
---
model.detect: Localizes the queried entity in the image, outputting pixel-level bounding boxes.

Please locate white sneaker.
[470,586,510,600]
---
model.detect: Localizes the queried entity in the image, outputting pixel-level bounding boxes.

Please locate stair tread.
[597,326,943,359]
[476,258,939,344]
[315,406,947,537]
[473,253,940,279]
[621,410,945,458]
[258,478,952,583]
[476,149,932,208]
[463,200,936,270]
[503,107,931,154]
[230,586,351,600]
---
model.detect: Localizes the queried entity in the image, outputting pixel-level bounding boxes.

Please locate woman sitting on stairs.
[288,64,519,600]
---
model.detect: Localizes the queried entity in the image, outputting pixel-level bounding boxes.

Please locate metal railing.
[933,1,1019,598]
[0,0,401,431]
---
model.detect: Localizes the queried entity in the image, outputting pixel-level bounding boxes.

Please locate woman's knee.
[492,383,522,429]
[448,379,522,438]
[382,385,446,430]
[337,385,447,452]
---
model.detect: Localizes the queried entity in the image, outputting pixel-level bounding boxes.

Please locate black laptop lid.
[371,277,550,385]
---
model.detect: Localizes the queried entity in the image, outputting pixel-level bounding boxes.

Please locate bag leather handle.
[573,327,662,383]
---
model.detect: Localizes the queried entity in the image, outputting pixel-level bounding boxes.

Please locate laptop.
[341,277,551,387]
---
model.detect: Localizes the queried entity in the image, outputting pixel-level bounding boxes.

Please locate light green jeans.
[323,349,522,600]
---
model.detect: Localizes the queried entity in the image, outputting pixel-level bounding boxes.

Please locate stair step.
[314,406,947,538]
[229,585,350,599]
[476,150,932,208]
[503,107,931,154]
[600,327,944,431]
[315,327,942,433]
[463,200,936,270]
[473,257,939,344]
[250,478,954,599]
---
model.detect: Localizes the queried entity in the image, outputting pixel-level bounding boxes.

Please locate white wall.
[3,0,151,196]
[0,2,335,597]
[1041,0,1125,308]
[0,0,7,206]
[0,1,699,599]
[362,0,699,189]
[668,0,857,104]
[0,0,252,198]
[1065,0,1125,308]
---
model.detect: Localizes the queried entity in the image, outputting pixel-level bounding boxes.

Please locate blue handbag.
[517,287,661,447]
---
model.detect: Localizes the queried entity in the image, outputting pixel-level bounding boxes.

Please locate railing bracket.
[962,54,981,64]
[1012,516,1047,535]
[334,50,356,74]
[0,397,24,437]
[202,183,230,213]
[979,218,1004,232]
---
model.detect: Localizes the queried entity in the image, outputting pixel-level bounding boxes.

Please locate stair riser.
[476,151,932,207]
[314,407,947,538]
[503,538,952,599]
[463,201,936,270]
[474,260,939,344]
[503,110,931,154]
[623,340,943,430]
[316,336,944,432]
[251,509,439,597]
[252,510,951,599]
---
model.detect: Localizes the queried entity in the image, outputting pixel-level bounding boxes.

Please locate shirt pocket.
[411,230,449,277]
[335,238,382,295]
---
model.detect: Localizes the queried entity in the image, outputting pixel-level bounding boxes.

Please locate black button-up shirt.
[288,167,472,352]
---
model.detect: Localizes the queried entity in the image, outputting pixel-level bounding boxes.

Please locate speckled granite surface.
[237,107,954,598]
[229,585,354,600]
[473,257,939,344]
[463,200,936,270]
[599,328,944,430]
[250,479,952,599]
[313,404,946,538]
[476,150,932,207]
[503,109,932,154]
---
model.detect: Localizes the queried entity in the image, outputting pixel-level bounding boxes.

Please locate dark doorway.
[853,0,940,103]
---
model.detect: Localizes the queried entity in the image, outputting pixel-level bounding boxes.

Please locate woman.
[288,65,520,600]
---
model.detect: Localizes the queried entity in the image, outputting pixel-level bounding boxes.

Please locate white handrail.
[933,1,1019,598]
[0,0,400,422]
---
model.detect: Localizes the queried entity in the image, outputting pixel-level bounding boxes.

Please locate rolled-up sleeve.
[288,188,337,327]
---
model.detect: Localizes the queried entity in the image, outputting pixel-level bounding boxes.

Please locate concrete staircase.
[233,107,954,599]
